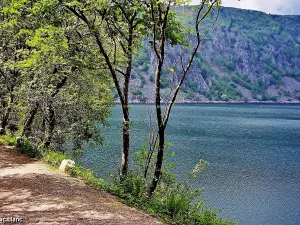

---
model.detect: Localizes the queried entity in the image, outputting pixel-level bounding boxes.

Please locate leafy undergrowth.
[0,135,16,146]
[0,135,237,225]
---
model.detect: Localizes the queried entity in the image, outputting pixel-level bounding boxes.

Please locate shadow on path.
[0,145,163,225]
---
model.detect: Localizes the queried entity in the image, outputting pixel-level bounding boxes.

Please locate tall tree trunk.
[44,100,55,148]
[148,0,171,195]
[149,127,164,195]
[22,103,39,138]
[149,58,165,196]
[120,110,130,178]
[120,73,131,179]
[119,20,134,179]
[42,75,67,147]
[148,0,219,196]
[0,111,9,135]
[1,91,14,135]
[64,5,138,179]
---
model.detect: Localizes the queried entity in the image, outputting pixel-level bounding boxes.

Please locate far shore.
[115,100,300,104]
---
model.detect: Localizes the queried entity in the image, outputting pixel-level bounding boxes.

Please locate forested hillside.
[128,6,300,102]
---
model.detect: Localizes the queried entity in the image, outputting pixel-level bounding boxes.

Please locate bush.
[262,93,279,101]
[106,143,237,225]
[149,74,154,82]
[112,174,148,203]
[19,139,41,158]
[110,174,236,225]
[0,135,40,157]
[151,184,199,219]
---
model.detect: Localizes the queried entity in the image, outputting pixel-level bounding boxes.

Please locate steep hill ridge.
[127,6,300,103]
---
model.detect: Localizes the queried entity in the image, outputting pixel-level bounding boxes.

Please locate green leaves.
[25,25,69,66]
[189,158,209,180]
[0,0,114,151]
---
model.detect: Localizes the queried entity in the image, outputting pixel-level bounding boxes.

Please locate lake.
[79,104,300,225]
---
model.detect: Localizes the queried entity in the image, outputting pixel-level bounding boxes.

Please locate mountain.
[126,6,300,103]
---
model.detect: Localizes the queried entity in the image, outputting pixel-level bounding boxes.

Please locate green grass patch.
[0,135,17,146]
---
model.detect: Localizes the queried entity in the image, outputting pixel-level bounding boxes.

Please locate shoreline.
[115,100,300,104]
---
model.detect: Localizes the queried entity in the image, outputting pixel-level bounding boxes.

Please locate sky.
[191,0,300,15]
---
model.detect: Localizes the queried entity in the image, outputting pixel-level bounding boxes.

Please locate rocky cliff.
[126,6,300,103]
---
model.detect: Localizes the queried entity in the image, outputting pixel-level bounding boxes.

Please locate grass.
[0,135,16,146]
[41,148,108,189]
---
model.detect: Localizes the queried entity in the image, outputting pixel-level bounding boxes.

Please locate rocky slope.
[126,6,300,103]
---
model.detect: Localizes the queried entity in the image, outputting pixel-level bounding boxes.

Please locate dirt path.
[0,145,163,225]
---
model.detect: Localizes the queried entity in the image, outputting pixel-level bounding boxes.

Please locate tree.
[148,0,221,195]
[61,0,149,178]
[0,0,26,135]
[23,1,114,151]
[1,0,114,152]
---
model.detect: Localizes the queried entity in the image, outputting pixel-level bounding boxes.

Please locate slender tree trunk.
[120,72,131,179]
[149,127,165,195]
[148,1,217,196]
[42,75,67,147]
[0,91,14,135]
[1,111,9,135]
[22,103,39,138]
[144,115,156,179]
[148,1,171,195]
[44,100,55,148]
[120,110,130,178]
[149,58,165,196]
[93,31,132,178]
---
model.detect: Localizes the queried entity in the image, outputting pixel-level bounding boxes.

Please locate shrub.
[112,174,148,203]
[150,184,199,219]
[0,135,40,157]
[262,93,279,101]
[19,139,41,158]
[107,142,237,225]
[149,74,154,82]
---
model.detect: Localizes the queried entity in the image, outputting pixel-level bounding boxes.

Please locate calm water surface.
[80,104,300,225]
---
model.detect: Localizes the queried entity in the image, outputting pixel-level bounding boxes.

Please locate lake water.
[80,104,300,225]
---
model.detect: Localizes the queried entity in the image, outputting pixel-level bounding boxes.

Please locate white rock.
[0,128,5,135]
[16,137,23,147]
[59,159,75,173]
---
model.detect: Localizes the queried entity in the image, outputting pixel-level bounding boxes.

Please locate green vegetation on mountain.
[130,6,300,102]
